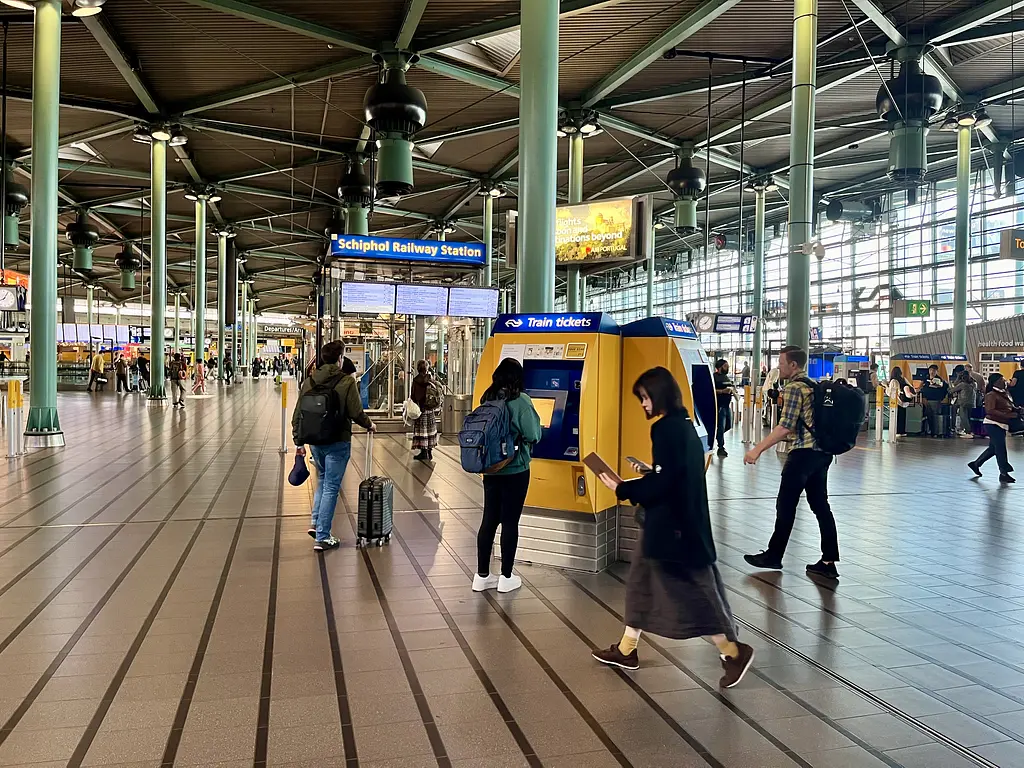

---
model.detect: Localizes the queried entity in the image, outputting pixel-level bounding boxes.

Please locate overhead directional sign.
[329,233,485,266]
[1000,229,1024,260]
[893,299,931,318]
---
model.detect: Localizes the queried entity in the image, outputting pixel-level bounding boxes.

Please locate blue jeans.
[716,404,732,448]
[309,440,352,541]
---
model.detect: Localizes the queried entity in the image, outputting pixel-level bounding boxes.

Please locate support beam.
[179,0,376,53]
[581,0,744,107]
[17,119,135,162]
[977,74,1024,104]
[417,56,521,97]
[217,233,227,375]
[938,20,1024,47]
[194,197,208,356]
[148,138,168,400]
[26,0,64,446]
[418,118,519,144]
[567,132,583,311]
[930,0,1024,44]
[396,0,430,50]
[0,86,142,120]
[178,57,372,115]
[414,0,622,52]
[80,14,160,114]
[953,124,971,356]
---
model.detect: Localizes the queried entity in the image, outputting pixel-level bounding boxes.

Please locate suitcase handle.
[365,430,373,478]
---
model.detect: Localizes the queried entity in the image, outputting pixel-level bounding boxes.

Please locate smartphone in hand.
[626,456,652,473]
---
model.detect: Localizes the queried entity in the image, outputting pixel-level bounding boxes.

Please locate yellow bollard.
[280,381,289,454]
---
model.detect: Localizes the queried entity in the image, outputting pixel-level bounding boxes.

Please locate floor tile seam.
[405,509,633,768]
[374,436,481,510]
[343,510,451,768]
[711,535,1024,696]
[65,394,277,768]
[704,553,1024,755]
[0,400,203,514]
[317,554,360,766]
[0,387,264,625]
[160,404,276,767]
[0,385,258,539]
[387,526,543,768]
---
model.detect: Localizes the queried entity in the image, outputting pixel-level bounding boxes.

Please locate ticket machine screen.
[523,360,583,461]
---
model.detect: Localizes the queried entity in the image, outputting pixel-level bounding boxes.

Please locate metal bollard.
[874,385,884,443]
[889,399,900,444]
[6,381,24,458]
[279,381,289,454]
[741,386,753,444]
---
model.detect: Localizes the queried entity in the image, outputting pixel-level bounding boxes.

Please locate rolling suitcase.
[357,432,393,548]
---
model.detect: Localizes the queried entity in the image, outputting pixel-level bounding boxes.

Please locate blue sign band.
[621,317,698,340]
[492,313,619,335]
[330,234,485,266]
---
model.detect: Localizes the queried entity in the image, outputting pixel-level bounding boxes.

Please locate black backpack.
[297,375,346,445]
[796,377,866,456]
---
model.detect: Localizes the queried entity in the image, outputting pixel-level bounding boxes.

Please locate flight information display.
[395,284,448,316]
[448,287,499,318]
[341,282,396,315]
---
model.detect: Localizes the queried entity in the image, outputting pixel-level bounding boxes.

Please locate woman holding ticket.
[590,366,754,687]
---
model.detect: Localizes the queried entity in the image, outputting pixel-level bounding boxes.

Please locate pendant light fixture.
[72,0,106,17]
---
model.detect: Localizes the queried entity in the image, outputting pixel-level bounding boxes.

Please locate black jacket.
[616,409,716,570]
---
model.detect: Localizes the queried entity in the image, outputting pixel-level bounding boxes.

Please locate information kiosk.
[476,313,621,571]
[890,353,967,384]
[617,317,717,561]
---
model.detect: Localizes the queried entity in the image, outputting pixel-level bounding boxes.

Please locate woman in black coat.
[592,366,754,688]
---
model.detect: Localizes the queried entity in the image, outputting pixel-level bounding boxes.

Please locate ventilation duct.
[3,166,27,249]
[364,56,427,199]
[65,209,99,271]
[665,144,706,235]
[339,158,372,236]
[876,50,943,185]
[824,199,878,223]
[114,246,142,290]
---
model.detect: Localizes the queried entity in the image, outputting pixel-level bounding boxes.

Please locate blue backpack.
[458,397,516,474]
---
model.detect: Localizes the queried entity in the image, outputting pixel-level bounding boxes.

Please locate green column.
[346,205,369,236]
[752,186,766,381]
[644,194,655,317]
[251,299,257,360]
[193,199,207,357]
[240,280,248,368]
[786,0,817,349]
[480,194,494,333]
[216,233,226,378]
[148,138,167,400]
[173,292,180,354]
[518,0,558,313]
[566,132,583,311]
[952,124,971,356]
[25,0,63,446]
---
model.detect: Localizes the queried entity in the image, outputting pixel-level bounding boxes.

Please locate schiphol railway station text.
[330,234,486,266]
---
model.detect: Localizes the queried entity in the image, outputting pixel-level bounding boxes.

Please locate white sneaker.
[497,574,522,593]
[472,573,499,592]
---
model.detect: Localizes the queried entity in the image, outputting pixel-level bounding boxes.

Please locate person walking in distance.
[136,354,150,392]
[223,353,234,385]
[713,359,735,458]
[473,358,542,594]
[410,360,439,462]
[87,351,106,392]
[168,352,188,409]
[114,353,130,393]
[293,346,375,552]
[969,373,1020,484]
[591,367,754,686]
[743,345,840,579]
[192,357,207,395]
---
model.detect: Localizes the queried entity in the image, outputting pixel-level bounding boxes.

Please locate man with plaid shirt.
[741,345,840,580]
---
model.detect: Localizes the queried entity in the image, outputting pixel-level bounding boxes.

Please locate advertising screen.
[395,284,448,316]
[448,287,499,318]
[555,198,634,264]
[340,282,396,315]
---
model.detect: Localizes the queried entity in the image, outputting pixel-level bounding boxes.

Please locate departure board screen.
[340,282,396,315]
[395,284,448,316]
[448,287,499,318]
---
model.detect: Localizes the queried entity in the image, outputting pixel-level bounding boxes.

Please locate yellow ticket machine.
[475,312,621,571]
[617,317,717,560]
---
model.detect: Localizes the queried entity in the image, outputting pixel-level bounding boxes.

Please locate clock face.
[696,314,715,332]
[0,288,16,310]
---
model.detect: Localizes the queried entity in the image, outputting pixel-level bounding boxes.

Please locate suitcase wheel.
[376,538,384,547]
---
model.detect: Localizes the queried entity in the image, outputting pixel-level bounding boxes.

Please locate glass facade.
[567,172,1024,358]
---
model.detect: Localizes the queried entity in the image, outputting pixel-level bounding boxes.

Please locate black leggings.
[477,469,531,577]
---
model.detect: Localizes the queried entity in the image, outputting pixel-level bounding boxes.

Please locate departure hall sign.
[329,234,486,267]
[1000,229,1024,260]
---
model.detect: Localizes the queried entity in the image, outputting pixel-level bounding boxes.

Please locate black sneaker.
[313,536,341,552]
[1000,474,1016,484]
[744,551,782,570]
[592,643,639,670]
[968,461,982,477]
[717,447,728,458]
[720,643,755,688]
[307,527,316,539]
[806,560,839,580]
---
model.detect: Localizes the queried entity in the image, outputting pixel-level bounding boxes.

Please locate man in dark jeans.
[920,365,948,437]
[742,345,839,580]
[713,359,735,458]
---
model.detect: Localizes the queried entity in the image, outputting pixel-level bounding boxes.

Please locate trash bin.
[442,394,472,435]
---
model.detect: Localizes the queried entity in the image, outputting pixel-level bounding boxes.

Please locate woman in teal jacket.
[473,358,543,595]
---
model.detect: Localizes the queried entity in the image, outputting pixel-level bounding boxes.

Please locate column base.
[24,406,65,448]
[497,506,617,572]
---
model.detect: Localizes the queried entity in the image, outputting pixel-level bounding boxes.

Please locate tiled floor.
[1,382,1022,766]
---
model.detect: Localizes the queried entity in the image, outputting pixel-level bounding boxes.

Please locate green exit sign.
[894,300,931,318]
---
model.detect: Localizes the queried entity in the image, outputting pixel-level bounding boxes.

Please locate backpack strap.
[790,376,817,439]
